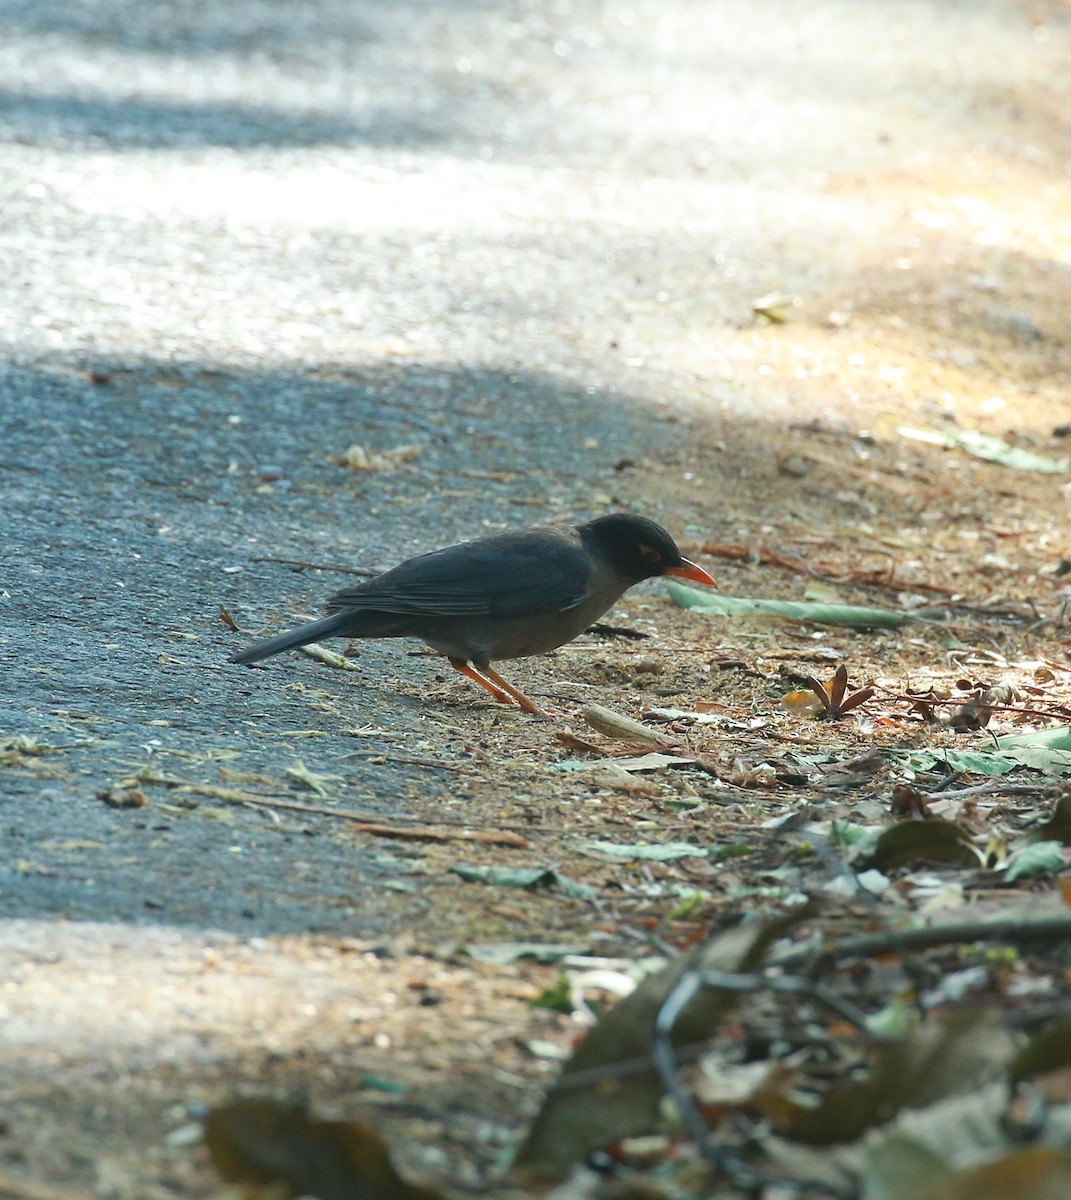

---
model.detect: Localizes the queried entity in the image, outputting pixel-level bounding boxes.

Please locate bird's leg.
[448,659,555,718]
[476,663,556,719]
[449,659,517,706]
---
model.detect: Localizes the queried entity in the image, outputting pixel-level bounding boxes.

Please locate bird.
[229,512,716,717]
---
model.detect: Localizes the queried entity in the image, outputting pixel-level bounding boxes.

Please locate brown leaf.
[1011,1013,1071,1085]
[204,1100,440,1200]
[513,913,806,1183]
[581,704,677,748]
[890,784,931,819]
[800,665,875,720]
[772,1011,1014,1146]
[926,1147,1071,1200]
[860,819,980,871]
[1031,795,1071,847]
[218,604,239,631]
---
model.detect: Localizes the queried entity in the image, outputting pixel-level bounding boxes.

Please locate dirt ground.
[1,0,1070,1196]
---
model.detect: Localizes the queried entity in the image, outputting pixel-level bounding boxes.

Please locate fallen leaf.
[771,1011,1014,1145]
[667,581,915,629]
[925,1147,1071,1200]
[1030,795,1071,846]
[584,840,707,861]
[330,443,423,472]
[513,916,800,1182]
[859,820,980,871]
[466,942,588,965]
[204,1099,440,1200]
[1003,841,1067,881]
[899,426,1069,474]
[450,863,594,899]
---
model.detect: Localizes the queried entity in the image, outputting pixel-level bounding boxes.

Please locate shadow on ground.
[1,351,948,936]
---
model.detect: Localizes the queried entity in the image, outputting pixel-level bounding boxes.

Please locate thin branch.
[774,914,1071,970]
[131,770,530,847]
[250,556,381,576]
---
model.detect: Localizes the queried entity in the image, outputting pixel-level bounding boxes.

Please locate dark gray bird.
[229,513,715,716]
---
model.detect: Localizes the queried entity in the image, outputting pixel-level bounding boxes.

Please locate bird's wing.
[325,533,592,618]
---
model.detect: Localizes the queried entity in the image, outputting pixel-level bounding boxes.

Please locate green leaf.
[863,1131,953,1200]
[883,746,1071,778]
[530,974,573,1013]
[865,996,921,1039]
[1004,841,1066,881]
[585,840,708,861]
[466,942,588,965]
[997,727,1071,751]
[450,864,594,899]
[899,425,1069,473]
[665,580,914,629]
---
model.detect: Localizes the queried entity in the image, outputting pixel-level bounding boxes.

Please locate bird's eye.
[639,544,662,564]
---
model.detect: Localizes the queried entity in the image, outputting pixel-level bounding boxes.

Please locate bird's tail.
[229,612,354,665]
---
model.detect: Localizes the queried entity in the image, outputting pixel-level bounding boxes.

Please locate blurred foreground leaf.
[513,916,800,1181]
[859,819,980,871]
[204,1100,440,1200]
[773,1011,1013,1146]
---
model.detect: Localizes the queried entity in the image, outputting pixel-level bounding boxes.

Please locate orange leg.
[479,663,555,717]
[448,659,555,718]
[450,659,514,706]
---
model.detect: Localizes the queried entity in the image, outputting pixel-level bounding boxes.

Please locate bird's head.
[580,513,716,587]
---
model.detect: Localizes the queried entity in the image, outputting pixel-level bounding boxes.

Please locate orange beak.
[663,558,717,588]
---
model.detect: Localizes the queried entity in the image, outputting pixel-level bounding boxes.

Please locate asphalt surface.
[0,0,1060,934]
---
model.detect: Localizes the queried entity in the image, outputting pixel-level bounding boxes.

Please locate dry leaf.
[204,1099,440,1200]
[581,704,676,748]
[331,443,423,472]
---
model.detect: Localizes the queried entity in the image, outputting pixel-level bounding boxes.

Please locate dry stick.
[773,913,1071,970]
[884,691,1071,723]
[697,540,957,597]
[133,770,530,848]
[922,780,1061,801]
[250,556,380,576]
[339,749,466,771]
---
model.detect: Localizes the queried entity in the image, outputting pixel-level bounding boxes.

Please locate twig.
[250,556,380,576]
[585,623,649,641]
[920,780,1058,801]
[653,967,864,1195]
[131,769,530,847]
[345,819,529,847]
[338,750,466,771]
[696,540,956,597]
[774,913,1071,969]
[883,690,1071,724]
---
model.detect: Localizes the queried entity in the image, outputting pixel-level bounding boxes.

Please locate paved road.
[0,0,1059,933]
